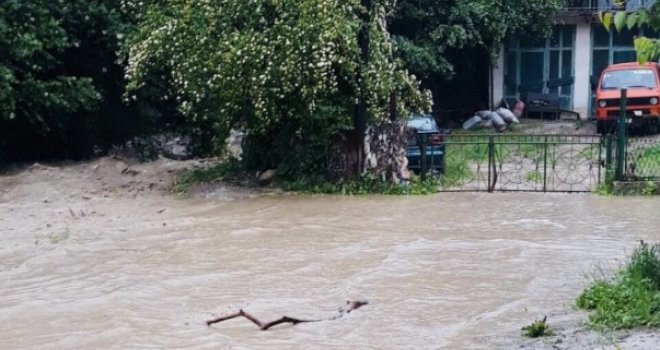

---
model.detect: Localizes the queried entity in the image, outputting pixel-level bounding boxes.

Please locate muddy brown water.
[2,184,660,349]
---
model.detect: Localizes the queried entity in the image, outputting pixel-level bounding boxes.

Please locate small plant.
[577,241,660,330]
[642,181,658,196]
[522,316,554,338]
[171,159,246,194]
[279,173,441,196]
[596,169,615,196]
[526,171,543,183]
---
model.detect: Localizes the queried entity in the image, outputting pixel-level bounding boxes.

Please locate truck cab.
[595,62,660,134]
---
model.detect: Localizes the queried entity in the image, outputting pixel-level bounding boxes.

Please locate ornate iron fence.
[436,134,604,193]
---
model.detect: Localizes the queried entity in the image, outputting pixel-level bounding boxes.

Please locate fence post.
[605,133,613,170]
[543,135,548,193]
[420,136,427,180]
[488,135,496,193]
[616,88,627,181]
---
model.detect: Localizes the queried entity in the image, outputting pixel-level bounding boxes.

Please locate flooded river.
[1,163,659,349]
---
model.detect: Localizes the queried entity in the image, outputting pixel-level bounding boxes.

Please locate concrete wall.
[573,22,593,120]
[492,47,505,109]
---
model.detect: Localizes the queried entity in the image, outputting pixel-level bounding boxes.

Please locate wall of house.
[492,47,505,109]
[574,22,593,120]
[491,19,593,120]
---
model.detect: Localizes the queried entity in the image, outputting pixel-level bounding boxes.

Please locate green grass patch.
[521,316,554,338]
[577,241,660,330]
[171,160,441,195]
[526,171,543,183]
[279,173,441,195]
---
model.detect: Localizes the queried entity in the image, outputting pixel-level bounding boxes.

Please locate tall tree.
[124,0,430,177]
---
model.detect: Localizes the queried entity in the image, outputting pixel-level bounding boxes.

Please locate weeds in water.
[521,316,554,338]
[172,160,441,195]
[170,159,245,194]
[577,241,660,330]
[279,173,441,195]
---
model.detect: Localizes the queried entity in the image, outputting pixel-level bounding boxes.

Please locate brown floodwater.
[1,178,659,349]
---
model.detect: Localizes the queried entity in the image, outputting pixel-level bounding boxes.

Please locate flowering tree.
[123,0,430,176]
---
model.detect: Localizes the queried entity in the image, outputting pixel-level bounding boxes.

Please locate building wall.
[492,47,505,109]
[573,22,593,120]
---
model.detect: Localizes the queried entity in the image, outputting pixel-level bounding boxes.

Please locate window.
[504,25,576,109]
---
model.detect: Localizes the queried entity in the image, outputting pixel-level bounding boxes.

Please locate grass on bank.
[577,241,660,330]
[171,160,441,195]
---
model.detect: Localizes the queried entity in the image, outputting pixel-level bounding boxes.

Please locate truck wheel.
[597,121,604,135]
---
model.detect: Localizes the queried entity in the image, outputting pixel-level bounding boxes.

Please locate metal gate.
[437,134,604,192]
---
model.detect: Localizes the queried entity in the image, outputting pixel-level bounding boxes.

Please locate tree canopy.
[123,0,431,175]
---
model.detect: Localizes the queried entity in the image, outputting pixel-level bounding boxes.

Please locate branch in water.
[206,300,369,331]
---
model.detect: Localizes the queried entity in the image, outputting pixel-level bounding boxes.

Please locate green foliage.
[389,0,564,79]
[521,317,554,338]
[600,2,660,63]
[577,241,660,330]
[170,159,246,194]
[172,160,441,195]
[124,0,430,178]
[596,169,615,196]
[642,181,658,195]
[0,1,100,148]
[279,173,441,195]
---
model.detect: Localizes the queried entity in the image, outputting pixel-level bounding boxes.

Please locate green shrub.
[577,241,660,329]
[521,316,554,338]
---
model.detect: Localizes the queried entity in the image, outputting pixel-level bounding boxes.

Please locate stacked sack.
[462,100,524,132]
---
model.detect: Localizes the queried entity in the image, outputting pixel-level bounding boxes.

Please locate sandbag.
[476,110,491,119]
[512,100,525,118]
[462,115,483,130]
[496,108,517,124]
[488,112,507,132]
[480,119,493,129]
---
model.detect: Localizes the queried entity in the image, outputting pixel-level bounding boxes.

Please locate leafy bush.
[577,241,660,329]
[521,317,554,338]
[124,0,430,178]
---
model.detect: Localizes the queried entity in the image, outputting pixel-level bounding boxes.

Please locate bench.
[523,92,580,121]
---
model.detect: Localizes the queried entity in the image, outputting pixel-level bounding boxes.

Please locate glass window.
[562,27,574,48]
[612,28,638,47]
[593,26,610,47]
[613,50,637,63]
[592,49,610,79]
[520,36,545,49]
[505,51,518,96]
[549,51,560,79]
[562,50,573,78]
[551,27,561,48]
[520,52,544,92]
[601,69,657,89]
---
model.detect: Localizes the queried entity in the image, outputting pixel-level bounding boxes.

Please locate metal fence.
[609,88,660,181]
[436,134,604,193]
[624,135,660,180]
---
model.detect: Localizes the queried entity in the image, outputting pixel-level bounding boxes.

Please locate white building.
[491,0,657,119]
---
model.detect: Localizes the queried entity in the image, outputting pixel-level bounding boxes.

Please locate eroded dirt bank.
[1,158,659,349]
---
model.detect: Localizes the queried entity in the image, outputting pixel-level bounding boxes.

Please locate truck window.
[601,69,657,90]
